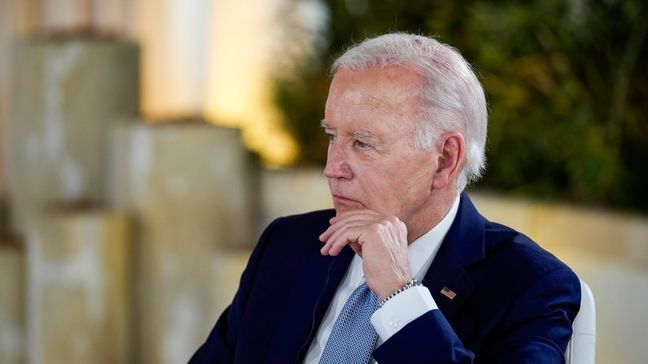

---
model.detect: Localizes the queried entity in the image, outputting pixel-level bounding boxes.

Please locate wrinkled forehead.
[326,67,426,116]
[331,66,425,95]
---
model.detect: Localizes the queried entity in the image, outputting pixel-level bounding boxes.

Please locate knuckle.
[369,222,381,232]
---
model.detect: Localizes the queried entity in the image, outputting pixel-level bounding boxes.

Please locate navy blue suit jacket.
[191,193,581,363]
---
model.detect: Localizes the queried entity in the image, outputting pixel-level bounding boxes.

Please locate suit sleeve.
[372,267,581,364]
[189,217,283,363]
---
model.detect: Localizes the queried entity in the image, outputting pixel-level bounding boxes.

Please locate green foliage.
[273,0,648,212]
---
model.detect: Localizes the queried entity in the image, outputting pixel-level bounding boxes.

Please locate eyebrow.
[321,120,375,139]
[350,130,374,139]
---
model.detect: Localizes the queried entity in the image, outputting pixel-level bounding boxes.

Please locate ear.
[431,132,465,189]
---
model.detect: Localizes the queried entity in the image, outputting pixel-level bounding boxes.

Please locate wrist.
[379,278,421,307]
[373,273,413,300]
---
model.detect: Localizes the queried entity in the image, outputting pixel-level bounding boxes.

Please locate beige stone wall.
[473,193,648,265]
[108,121,254,248]
[8,39,139,232]
[108,121,254,364]
[0,237,24,364]
[25,210,130,364]
[0,0,12,200]
[258,168,332,231]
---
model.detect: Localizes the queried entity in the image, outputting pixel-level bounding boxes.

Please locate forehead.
[324,66,423,136]
[328,66,423,103]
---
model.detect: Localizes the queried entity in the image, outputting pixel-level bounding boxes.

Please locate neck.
[406,187,458,243]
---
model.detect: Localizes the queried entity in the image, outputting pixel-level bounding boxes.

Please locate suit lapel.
[422,192,486,322]
[267,240,355,362]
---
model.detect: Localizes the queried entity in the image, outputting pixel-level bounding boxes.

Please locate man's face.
[323,66,439,225]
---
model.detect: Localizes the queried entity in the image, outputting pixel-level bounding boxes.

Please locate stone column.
[8,38,139,232]
[0,236,24,364]
[25,208,131,364]
[259,167,332,231]
[108,120,254,364]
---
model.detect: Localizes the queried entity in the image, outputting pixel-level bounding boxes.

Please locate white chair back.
[565,280,596,364]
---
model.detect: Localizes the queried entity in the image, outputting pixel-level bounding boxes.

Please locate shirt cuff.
[370,286,437,341]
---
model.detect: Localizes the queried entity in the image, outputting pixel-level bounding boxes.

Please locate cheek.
[411,165,435,187]
[359,167,407,207]
[392,159,435,196]
[354,167,388,196]
[353,154,433,207]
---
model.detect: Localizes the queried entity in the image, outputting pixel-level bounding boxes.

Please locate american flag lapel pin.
[440,286,457,300]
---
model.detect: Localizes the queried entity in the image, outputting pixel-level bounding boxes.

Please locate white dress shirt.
[304,195,461,363]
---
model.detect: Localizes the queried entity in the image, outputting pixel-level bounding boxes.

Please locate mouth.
[332,194,362,207]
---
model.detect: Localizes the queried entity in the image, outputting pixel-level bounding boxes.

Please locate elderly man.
[191,33,580,363]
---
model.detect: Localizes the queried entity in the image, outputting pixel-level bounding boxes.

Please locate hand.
[319,210,413,300]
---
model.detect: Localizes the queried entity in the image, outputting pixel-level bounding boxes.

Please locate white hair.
[331,33,488,191]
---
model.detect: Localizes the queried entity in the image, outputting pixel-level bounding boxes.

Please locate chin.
[333,203,365,215]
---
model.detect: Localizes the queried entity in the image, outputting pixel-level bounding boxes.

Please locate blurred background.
[0,0,646,363]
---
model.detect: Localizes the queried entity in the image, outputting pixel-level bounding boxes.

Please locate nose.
[323,143,352,180]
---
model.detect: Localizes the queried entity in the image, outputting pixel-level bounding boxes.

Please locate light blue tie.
[319,282,380,364]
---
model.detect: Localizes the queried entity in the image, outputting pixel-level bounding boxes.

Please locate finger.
[330,209,382,224]
[323,213,394,255]
[321,222,362,255]
[321,219,374,256]
[324,220,365,250]
[321,223,357,255]
[327,225,366,256]
[321,212,378,242]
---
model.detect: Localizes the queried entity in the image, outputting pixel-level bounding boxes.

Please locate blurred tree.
[273,0,648,212]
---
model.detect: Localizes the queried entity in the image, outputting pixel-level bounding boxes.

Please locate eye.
[354,140,371,150]
[326,133,337,142]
